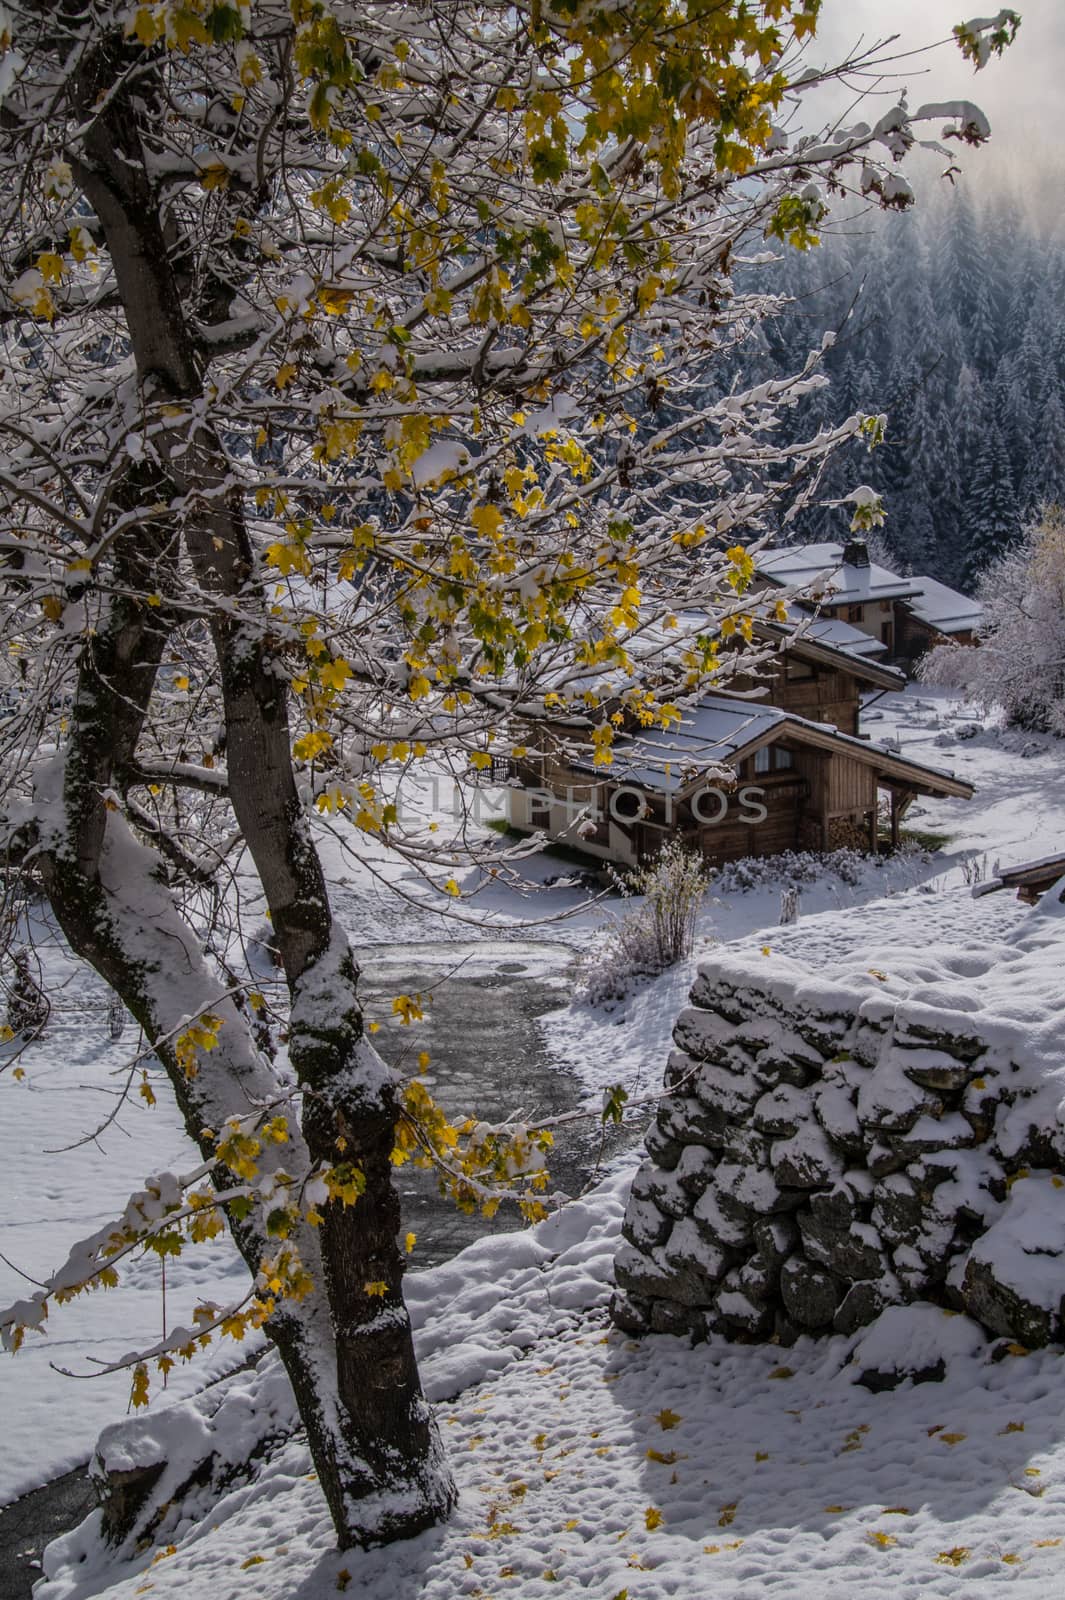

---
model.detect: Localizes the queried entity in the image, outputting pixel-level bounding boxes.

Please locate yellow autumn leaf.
[654,1408,682,1430]
[293,730,333,762]
[318,657,352,692]
[198,161,230,191]
[37,251,64,284]
[935,1548,970,1566]
[644,1507,664,1530]
[404,1232,416,1254]
[471,504,503,538]
[130,1363,150,1409]
[275,363,298,390]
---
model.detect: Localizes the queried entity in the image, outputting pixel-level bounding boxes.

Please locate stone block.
[674,1144,717,1198]
[811,1081,864,1157]
[780,1257,840,1330]
[771,1125,841,1191]
[649,1299,702,1337]
[895,1045,985,1093]
[798,1213,887,1281]
[644,1119,683,1171]
[752,1083,810,1138]
[631,1160,690,1220]
[751,1215,799,1277]
[610,1288,653,1336]
[692,1060,763,1123]
[714,1281,773,1338]
[621,1196,673,1253]
[857,1056,944,1132]
[832,1277,896,1337]
[693,1185,754,1249]
[663,1217,730,1295]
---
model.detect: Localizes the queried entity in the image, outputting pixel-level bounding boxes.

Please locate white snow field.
[4,688,1065,1598]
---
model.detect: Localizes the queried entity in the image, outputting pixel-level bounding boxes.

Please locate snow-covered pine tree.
[965,415,1018,582]
[732,163,1065,584]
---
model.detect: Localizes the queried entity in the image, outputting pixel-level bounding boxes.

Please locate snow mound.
[852,1304,987,1388]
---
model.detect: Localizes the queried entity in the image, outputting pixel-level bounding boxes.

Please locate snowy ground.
[4,687,1065,1597]
[35,1168,1065,1600]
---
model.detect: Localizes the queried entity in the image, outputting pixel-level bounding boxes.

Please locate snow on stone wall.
[612,914,1065,1350]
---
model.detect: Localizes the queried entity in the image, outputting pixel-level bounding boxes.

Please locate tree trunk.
[29,19,458,1548]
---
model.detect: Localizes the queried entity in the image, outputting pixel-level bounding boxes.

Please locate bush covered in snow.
[581,843,713,1006]
[922,503,1065,734]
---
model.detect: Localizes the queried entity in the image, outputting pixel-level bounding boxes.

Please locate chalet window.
[880,600,893,614]
[754,746,793,776]
[846,603,864,623]
[785,658,815,680]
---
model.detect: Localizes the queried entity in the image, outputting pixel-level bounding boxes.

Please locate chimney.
[841,536,870,568]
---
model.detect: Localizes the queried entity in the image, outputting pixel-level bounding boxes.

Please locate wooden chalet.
[505,629,974,870]
[755,539,983,668]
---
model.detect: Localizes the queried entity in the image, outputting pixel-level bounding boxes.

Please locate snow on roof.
[792,608,889,658]
[573,695,785,792]
[905,575,984,634]
[570,692,971,798]
[757,542,921,604]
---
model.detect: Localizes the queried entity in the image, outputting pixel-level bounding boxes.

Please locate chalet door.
[881,621,894,652]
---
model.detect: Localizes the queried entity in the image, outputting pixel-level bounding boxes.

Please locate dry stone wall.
[612,949,1065,1350]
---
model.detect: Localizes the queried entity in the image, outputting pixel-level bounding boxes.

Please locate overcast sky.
[802,0,1061,184]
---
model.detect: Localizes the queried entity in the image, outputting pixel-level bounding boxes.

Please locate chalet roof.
[904,575,984,635]
[756,542,922,604]
[570,692,974,801]
[574,697,786,794]
[751,616,904,690]
[793,610,889,659]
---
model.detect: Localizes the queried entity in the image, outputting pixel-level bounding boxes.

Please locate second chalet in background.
[505,539,979,870]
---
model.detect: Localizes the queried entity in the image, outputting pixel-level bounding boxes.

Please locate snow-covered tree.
[0,0,1016,1550]
[922,503,1065,732]
[964,413,1017,582]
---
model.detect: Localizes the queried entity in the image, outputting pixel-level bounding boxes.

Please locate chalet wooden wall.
[895,611,977,668]
[734,660,861,736]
